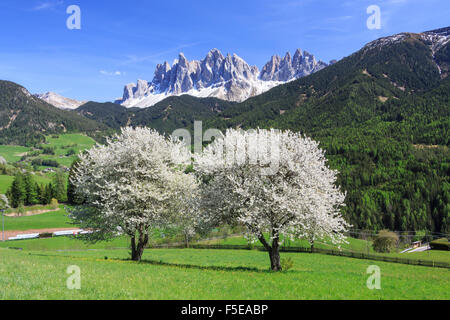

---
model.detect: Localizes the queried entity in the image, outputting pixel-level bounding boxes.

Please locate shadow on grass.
[130,258,275,274]
[24,251,293,274]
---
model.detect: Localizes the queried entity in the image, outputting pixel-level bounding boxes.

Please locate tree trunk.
[130,229,149,262]
[131,236,138,260]
[258,234,282,272]
[269,235,282,271]
[185,234,189,248]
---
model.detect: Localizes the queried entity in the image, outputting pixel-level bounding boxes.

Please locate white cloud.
[32,1,63,11]
[100,70,124,76]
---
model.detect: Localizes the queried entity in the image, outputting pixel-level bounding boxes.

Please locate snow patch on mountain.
[35,92,87,110]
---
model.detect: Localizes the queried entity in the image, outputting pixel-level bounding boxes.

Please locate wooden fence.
[151,243,450,269]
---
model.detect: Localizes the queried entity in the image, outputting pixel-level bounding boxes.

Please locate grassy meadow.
[0,207,448,300]
[202,234,450,264]
[0,133,96,197]
[0,145,30,163]
[2,205,72,231]
[0,175,14,194]
[0,247,448,300]
[0,133,95,169]
[38,134,96,168]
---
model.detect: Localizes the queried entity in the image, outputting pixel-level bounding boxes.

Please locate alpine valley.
[0,27,449,233]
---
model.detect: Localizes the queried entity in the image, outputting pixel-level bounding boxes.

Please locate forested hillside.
[0,81,107,146]
[76,95,234,134]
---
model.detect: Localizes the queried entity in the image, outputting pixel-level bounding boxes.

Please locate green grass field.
[203,235,450,264]
[0,134,96,169]
[0,145,30,163]
[0,247,448,300]
[0,175,14,194]
[2,206,73,231]
[0,236,130,251]
[0,179,447,300]
[38,134,96,167]
[43,134,96,152]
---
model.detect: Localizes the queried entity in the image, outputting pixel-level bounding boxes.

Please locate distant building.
[412,241,422,249]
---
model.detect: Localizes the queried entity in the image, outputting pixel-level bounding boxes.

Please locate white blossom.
[194,128,349,270]
[70,127,197,261]
[0,194,9,210]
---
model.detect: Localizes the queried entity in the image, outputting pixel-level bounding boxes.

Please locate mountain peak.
[35,91,86,110]
[260,49,327,82]
[116,47,328,108]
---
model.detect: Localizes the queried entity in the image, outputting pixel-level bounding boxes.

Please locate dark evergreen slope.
[76,95,234,134]
[0,81,107,145]
[76,101,130,130]
[131,95,234,134]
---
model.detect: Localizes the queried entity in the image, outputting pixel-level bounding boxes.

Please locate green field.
[0,170,448,300]
[0,145,30,163]
[32,174,53,185]
[0,247,448,300]
[203,234,371,251]
[0,133,96,169]
[38,134,96,167]
[2,206,73,231]
[0,133,93,195]
[203,235,450,264]
[0,175,14,194]
[0,235,130,251]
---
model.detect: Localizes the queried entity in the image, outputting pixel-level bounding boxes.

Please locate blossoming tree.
[0,194,9,210]
[194,128,348,271]
[70,127,197,261]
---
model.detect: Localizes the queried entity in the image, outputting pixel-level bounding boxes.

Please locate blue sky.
[0,0,448,102]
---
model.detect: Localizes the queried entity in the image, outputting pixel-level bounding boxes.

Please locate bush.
[42,147,56,155]
[281,257,294,271]
[39,232,53,239]
[373,230,399,253]
[50,198,59,209]
[430,238,450,251]
[31,159,59,168]
[66,149,76,156]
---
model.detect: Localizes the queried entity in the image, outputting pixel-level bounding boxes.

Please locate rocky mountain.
[259,49,328,81]
[35,92,87,110]
[115,48,328,108]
